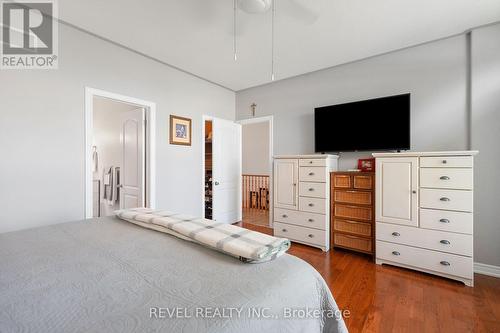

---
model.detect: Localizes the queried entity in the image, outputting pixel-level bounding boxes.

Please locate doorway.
[204,120,213,219]
[84,88,156,219]
[202,116,242,224]
[238,116,273,227]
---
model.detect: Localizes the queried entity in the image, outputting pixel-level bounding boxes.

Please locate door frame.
[84,87,156,218]
[237,116,274,227]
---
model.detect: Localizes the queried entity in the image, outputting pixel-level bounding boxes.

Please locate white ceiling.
[59,0,500,91]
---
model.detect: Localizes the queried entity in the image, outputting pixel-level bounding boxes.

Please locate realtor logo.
[1,0,58,69]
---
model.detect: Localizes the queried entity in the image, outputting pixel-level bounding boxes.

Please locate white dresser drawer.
[299,159,327,167]
[420,208,473,234]
[274,222,326,247]
[274,208,327,230]
[420,168,473,190]
[376,241,473,279]
[420,188,473,212]
[299,197,326,214]
[376,222,472,256]
[299,182,326,198]
[299,167,326,183]
[420,156,473,168]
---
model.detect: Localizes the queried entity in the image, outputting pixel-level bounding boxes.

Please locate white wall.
[471,24,500,267]
[242,121,270,175]
[0,22,235,233]
[237,35,468,170]
[236,28,500,267]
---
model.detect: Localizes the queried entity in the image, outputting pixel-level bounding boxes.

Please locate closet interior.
[204,120,213,219]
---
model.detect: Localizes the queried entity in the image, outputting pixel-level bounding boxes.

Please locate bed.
[0,216,348,333]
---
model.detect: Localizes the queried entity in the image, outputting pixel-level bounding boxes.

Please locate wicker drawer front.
[334,190,372,205]
[333,174,351,188]
[353,175,373,190]
[334,234,372,252]
[334,219,372,237]
[334,204,372,221]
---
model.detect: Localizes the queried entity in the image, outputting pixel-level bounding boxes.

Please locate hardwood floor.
[242,207,269,227]
[238,222,500,333]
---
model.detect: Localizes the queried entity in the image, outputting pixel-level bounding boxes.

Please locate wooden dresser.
[330,172,375,257]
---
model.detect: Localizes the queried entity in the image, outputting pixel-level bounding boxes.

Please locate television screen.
[314,93,410,152]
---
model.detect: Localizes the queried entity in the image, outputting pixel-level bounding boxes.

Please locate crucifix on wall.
[250,103,257,117]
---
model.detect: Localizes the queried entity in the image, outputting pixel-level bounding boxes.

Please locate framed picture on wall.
[357,158,375,172]
[169,115,192,146]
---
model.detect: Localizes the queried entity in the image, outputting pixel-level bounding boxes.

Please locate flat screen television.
[314,93,410,152]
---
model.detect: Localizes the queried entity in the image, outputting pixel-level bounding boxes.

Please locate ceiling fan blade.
[281,0,321,25]
[238,0,272,14]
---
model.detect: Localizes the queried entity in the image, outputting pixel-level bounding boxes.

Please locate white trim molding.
[84,87,156,219]
[474,262,500,278]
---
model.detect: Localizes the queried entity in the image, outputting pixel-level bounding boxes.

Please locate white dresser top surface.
[274,154,339,159]
[372,150,479,157]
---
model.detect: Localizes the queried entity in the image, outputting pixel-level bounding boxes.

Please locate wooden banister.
[242,174,270,210]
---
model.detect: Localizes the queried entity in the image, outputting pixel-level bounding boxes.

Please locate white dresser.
[273,155,338,251]
[373,151,478,286]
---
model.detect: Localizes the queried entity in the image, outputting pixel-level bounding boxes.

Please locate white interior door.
[212,118,242,223]
[120,108,145,209]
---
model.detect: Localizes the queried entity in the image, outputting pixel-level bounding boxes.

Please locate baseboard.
[474,262,500,278]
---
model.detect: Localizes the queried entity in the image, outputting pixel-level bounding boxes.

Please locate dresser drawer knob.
[308,188,314,191]
[442,160,447,164]
[440,261,451,266]
[308,234,314,238]
[440,240,451,245]
[440,176,450,180]
[282,229,287,232]
[308,203,314,207]
[308,172,314,176]
[412,190,417,194]
[391,232,400,237]
[282,214,288,218]
[439,218,450,223]
[392,251,400,256]
[309,161,313,164]
[308,219,314,222]
[440,197,450,202]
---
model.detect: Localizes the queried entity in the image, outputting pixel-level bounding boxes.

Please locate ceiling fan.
[237,0,320,24]
[233,0,322,82]
[237,0,271,13]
